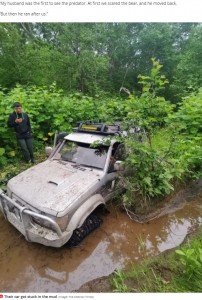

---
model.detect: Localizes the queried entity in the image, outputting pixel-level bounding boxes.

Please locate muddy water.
[0,179,202,292]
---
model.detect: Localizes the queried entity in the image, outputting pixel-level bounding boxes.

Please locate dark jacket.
[8,111,32,139]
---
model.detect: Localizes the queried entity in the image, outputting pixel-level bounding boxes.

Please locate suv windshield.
[57,141,109,170]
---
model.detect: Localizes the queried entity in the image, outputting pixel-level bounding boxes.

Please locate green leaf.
[175,250,185,256]
[48,132,54,136]
[0,148,5,156]
[8,151,16,157]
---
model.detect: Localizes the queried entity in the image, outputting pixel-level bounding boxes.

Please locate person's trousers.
[17,138,34,162]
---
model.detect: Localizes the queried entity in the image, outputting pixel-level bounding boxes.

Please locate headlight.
[32,215,68,232]
[32,216,52,230]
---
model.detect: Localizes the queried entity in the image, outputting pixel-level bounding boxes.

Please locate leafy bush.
[125,59,173,131]
[166,89,202,178]
[174,239,202,292]
[121,60,202,211]
[123,134,175,206]
[122,60,176,207]
[0,84,128,166]
[167,88,202,137]
[175,247,202,280]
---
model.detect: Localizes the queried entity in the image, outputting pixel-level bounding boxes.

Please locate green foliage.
[122,61,202,209]
[175,248,202,280]
[0,84,128,166]
[126,58,173,131]
[0,147,6,167]
[0,23,200,99]
[167,88,202,137]
[173,238,202,292]
[166,89,202,179]
[123,60,176,204]
[138,58,169,95]
[124,136,174,203]
[112,270,131,292]
[172,25,202,98]
[123,129,200,207]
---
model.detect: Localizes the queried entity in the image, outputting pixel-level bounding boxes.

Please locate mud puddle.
[0,179,202,292]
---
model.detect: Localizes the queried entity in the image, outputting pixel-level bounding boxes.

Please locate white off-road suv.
[0,122,126,247]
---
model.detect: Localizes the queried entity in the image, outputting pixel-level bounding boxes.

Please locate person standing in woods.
[7,102,35,163]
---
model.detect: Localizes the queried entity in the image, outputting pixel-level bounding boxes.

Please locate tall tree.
[172,24,202,98]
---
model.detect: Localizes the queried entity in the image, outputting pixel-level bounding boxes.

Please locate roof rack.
[75,121,121,136]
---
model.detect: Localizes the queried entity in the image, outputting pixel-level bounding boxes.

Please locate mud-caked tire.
[67,214,103,248]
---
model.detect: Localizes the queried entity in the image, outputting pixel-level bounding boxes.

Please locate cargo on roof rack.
[76,122,121,136]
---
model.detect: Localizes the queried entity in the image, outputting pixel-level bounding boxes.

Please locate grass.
[112,270,131,292]
[111,228,202,292]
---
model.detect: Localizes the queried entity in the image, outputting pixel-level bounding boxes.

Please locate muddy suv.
[0,122,126,248]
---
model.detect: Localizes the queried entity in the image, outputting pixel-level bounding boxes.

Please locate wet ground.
[0,178,202,292]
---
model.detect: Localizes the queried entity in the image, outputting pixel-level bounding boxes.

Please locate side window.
[114,144,126,161]
[108,143,125,173]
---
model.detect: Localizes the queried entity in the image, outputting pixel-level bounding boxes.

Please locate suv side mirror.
[114,160,124,171]
[45,146,53,157]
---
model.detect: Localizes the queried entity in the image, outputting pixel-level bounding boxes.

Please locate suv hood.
[8,160,102,216]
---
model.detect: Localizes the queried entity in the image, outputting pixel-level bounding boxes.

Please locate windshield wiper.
[79,163,102,170]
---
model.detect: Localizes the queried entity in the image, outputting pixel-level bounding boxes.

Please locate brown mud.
[0,178,202,293]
